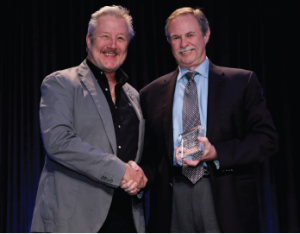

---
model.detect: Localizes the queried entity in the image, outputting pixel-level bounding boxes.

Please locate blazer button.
[170,183,173,187]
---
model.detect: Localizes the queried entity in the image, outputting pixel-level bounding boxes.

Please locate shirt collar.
[86,58,128,85]
[177,57,209,81]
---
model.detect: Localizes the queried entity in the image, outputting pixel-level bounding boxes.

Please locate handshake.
[120,161,148,196]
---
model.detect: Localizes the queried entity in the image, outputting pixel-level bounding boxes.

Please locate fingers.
[122,163,142,184]
[120,179,127,187]
[183,158,201,167]
[121,180,137,192]
[131,174,148,196]
[125,181,138,192]
[136,169,147,189]
[197,136,209,146]
[128,188,139,196]
[120,179,142,196]
[175,146,182,165]
[196,137,218,161]
[128,160,139,171]
[120,180,134,190]
[141,174,148,188]
[121,163,147,194]
[132,164,146,188]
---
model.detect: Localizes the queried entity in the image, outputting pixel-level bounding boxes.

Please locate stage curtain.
[0,0,299,232]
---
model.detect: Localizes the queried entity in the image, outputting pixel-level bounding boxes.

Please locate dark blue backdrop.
[0,0,299,232]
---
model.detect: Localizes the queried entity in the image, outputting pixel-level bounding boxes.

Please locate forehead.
[95,15,128,35]
[168,14,200,35]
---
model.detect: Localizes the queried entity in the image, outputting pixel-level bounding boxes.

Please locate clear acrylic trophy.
[176,125,205,166]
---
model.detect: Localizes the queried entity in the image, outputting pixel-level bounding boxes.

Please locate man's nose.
[108,38,117,49]
[180,37,189,48]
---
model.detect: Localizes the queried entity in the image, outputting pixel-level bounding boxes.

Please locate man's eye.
[118,37,125,40]
[172,37,179,40]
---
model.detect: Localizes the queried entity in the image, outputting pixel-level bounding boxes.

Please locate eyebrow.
[186,31,195,34]
[170,34,180,38]
[97,32,127,35]
[170,31,195,37]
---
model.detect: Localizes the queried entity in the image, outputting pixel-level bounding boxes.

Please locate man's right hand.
[120,161,147,195]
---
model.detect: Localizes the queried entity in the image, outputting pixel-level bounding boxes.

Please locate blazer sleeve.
[214,72,279,169]
[40,73,126,188]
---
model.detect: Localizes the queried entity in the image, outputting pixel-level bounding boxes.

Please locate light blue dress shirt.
[172,57,219,168]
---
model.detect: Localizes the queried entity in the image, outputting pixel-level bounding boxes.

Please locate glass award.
[176,125,205,166]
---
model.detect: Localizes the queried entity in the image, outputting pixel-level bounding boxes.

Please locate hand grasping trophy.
[175,125,205,166]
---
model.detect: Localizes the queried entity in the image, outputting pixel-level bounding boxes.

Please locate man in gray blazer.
[31,5,147,233]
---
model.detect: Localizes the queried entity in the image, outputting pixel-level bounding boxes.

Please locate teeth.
[182,49,192,54]
[104,53,116,56]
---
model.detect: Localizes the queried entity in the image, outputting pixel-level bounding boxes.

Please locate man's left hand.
[183,137,218,167]
[120,161,147,196]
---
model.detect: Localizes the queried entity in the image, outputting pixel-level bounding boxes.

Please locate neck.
[180,55,207,71]
[104,71,117,84]
[87,55,117,83]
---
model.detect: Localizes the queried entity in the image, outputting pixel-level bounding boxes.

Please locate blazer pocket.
[41,171,79,220]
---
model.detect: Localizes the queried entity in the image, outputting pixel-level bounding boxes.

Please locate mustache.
[177,46,196,53]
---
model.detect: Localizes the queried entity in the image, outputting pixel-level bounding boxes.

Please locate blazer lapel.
[207,62,226,140]
[122,83,144,163]
[77,60,117,155]
[122,83,142,121]
[161,69,179,163]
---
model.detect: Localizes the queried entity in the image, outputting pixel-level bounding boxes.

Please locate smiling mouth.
[181,49,193,54]
[104,52,117,57]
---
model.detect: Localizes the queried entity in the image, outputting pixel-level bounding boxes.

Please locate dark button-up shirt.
[86,59,139,231]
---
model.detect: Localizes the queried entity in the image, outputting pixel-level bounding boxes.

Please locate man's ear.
[204,28,211,44]
[86,34,91,50]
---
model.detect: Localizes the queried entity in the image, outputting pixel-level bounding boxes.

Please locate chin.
[103,67,119,72]
[180,57,195,64]
[180,61,195,68]
[103,64,121,72]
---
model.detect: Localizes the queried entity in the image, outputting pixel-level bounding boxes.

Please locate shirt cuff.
[213,160,220,169]
[137,191,144,199]
[211,144,220,169]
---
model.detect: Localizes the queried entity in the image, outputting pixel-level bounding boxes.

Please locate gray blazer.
[31,60,145,232]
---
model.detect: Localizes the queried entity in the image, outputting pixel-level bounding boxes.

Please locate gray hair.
[165,7,210,42]
[87,5,134,44]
